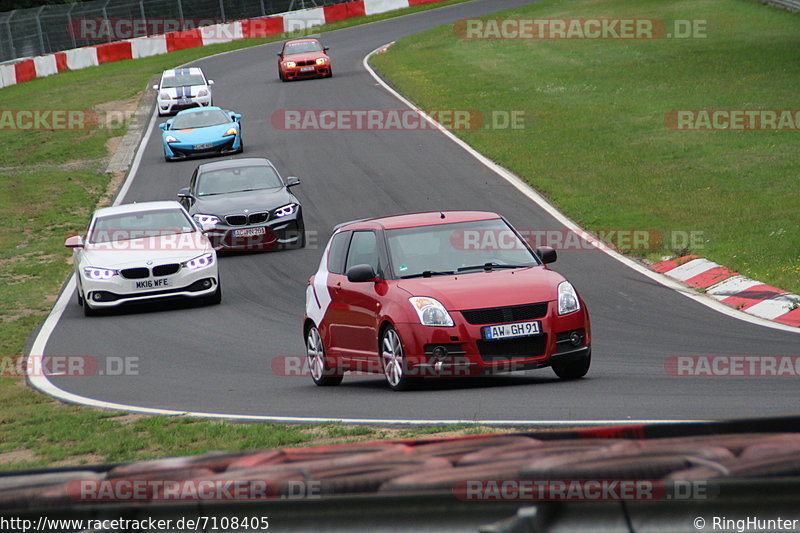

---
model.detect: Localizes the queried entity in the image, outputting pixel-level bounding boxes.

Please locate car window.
[327,231,351,275]
[197,166,283,196]
[172,109,230,129]
[386,219,538,278]
[88,209,195,243]
[284,41,323,54]
[161,74,206,88]
[344,231,379,274]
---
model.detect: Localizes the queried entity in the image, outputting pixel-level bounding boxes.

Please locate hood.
[191,188,295,216]
[164,122,235,142]
[396,267,567,310]
[284,52,326,62]
[160,85,208,98]
[81,233,212,269]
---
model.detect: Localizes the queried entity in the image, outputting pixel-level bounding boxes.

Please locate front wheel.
[552,349,591,380]
[306,326,343,386]
[381,327,421,391]
[205,282,222,305]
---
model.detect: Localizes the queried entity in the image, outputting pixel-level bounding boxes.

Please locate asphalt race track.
[37,0,800,423]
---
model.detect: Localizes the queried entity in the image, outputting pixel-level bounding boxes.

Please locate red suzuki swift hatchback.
[303,211,591,390]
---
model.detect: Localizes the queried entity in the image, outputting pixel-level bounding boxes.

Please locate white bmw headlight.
[193,214,220,225]
[84,267,117,280]
[274,203,297,218]
[558,281,581,315]
[165,135,179,143]
[159,91,171,99]
[409,297,454,327]
[183,253,214,271]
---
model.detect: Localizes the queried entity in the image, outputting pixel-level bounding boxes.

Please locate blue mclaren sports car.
[159,106,243,162]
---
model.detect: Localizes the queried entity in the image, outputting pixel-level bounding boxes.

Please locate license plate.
[133,278,171,290]
[300,66,315,72]
[233,227,266,238]
[178,98,191,105]
[194,143,213,150]
[483,321,541,340]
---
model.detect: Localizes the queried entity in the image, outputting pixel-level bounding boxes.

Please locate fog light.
[93,293,103,302]
[432,346,448,359]
[569,331,583,346]
[203,280,211,288]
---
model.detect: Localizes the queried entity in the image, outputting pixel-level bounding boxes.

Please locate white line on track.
[24,23,797,428]
[362,43,800,336]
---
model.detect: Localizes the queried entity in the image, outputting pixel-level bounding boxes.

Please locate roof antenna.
[440,211,446,219]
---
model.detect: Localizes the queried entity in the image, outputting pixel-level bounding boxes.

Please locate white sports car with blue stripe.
[153,67,214,117]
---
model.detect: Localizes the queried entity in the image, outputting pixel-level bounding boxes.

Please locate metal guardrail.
[760,0,800,10]
[0,0,345,63]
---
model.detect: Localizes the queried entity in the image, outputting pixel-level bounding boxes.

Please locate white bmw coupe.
[65,201,220,316]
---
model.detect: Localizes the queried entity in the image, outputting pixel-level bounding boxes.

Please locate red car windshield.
[284,41,323,55]
[386,219,539,279]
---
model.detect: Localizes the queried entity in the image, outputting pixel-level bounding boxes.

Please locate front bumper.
[204,214,303,251]
[80,265,219,308]
[164,135,241,160]
[158,95,212,115]
[392,303,590,378]
[282,64,330,80]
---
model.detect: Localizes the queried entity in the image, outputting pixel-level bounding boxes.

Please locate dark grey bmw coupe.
[178,157,304,251]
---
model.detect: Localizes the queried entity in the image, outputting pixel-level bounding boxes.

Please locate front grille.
[476,335,547,362]
[225,215,247,226]
[461,302,548,325]
[152,263,180,277]
[248,212,269,224]
[120,267,149,279]
[296,60,314,66]
[171,138,234,156]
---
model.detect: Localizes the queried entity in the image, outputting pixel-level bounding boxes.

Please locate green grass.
[371,0,800,294]
[0,0,479,470]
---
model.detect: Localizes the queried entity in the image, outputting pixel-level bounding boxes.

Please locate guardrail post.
[219,0,226,21]
[176,0,184,24]
[5,10,16,59]
[66,3,76,48]
[35,5,46,56]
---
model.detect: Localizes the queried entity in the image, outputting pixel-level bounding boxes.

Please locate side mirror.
[535,246,557,264]
[346,264,377,283]
[177,187,191,198]
[286,176,300,187]
[232,113,242,121]
[159,123,167,131]
[65,235,84,248]
[323,47,329,52]
[277,53,282,57]
[208,79,214,85]
[152,84,159,90]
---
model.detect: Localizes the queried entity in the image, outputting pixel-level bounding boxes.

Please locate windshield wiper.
[400,270,455,279]
[457,262,534,272]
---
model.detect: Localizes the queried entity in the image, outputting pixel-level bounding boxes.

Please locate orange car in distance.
[277,38,332,81]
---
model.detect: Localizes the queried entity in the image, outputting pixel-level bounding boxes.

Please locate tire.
[76,287,83,306]
[306,326,343,386]
[83,299,99,317]
[326,68,333,78]
[206,282,222,305]
[279,69,287,82]
[552,348,591,380]
[380,327,421,391]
